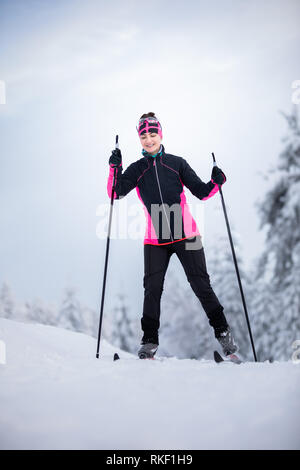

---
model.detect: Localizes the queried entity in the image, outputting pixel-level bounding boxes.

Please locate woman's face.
[139,132,162,155]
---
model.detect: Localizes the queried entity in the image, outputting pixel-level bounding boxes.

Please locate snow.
[0,318,299,450]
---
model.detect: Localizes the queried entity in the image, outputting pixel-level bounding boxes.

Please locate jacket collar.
[142,144,164,159]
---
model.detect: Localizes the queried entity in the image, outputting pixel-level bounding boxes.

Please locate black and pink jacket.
[107,145,220,245]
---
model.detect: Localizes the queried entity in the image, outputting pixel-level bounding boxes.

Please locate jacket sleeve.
[179,158,219,200]
[107,161,138,200]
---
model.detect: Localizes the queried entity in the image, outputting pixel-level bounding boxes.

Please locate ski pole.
[96,135,119,359]
[212,152,258,362]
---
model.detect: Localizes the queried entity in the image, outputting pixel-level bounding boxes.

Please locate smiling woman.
[137,112,163,156]
[107,112,238,361]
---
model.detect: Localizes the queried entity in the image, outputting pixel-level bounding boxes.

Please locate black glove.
[109,148,122,167]
[211,166,226,185]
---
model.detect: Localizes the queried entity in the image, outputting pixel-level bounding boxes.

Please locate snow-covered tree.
[0,281,99,339]
[206,232,254,360]
[108,293,138,353]
[0,282,15,319]
[251,263,283,362]
[254,108,300,360]
[80,306,98,338]
[159,261,213,359]
[24,298,58,326]
[58,287,83,332]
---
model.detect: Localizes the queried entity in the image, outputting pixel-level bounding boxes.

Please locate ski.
[114,351,242,364]
[214,350,242,364]
[113,353,157,361]
[113,353,158,362]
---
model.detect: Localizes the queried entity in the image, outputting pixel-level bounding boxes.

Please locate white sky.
[0,0,300,315]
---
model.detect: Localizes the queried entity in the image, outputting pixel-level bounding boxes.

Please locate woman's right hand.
[109,148,122,167]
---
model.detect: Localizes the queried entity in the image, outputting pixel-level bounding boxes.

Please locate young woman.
[107,112,237,359]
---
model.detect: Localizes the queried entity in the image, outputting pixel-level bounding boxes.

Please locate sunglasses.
[138,117,159,124]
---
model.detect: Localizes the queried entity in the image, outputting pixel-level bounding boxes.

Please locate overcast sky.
[0,0,300,316]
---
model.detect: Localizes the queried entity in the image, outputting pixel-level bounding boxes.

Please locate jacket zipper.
[153,159,174,242]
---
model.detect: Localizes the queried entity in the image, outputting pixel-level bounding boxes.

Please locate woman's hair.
[139,112,157,120]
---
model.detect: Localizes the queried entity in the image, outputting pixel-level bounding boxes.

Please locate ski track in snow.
[0,318,299,450]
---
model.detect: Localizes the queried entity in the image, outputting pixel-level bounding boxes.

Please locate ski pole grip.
[115,135,119,150]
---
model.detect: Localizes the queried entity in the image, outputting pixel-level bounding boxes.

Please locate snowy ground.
[0,318,299,450]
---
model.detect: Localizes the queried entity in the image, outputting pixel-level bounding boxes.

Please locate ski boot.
[138,337,158,359]
[215,326,238,356]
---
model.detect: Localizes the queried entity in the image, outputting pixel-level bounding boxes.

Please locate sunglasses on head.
[138,116,159,124]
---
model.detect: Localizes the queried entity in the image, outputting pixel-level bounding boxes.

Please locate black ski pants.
[141,236,228,342]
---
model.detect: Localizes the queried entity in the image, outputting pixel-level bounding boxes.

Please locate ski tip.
[214,350,224,363]
[113,353,120,361]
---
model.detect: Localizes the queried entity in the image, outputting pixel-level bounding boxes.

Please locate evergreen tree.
[109,293,138,353]
[0,282,15,319]
[58,287,83,332]
[80,306,98,338]
[159,263,213,359]
[0,282,98,339]
[24,298,58,326]
[206,231,253,360]
[251,268,282,362]
[254,108,300,360]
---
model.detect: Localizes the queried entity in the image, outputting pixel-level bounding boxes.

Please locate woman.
[107,112,237,359]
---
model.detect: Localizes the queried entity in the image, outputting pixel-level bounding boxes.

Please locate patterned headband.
[137,117,163,138]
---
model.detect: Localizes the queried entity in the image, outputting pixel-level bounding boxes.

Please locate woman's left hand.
[211,166,226,185]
